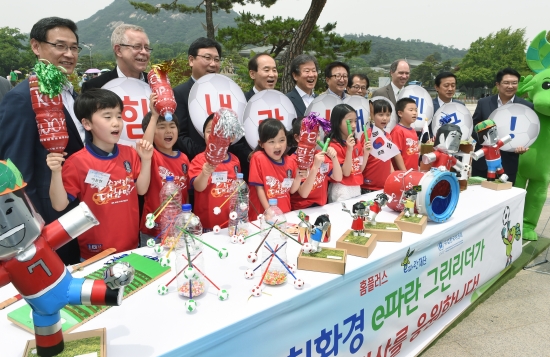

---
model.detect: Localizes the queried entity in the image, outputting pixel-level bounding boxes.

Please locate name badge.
[320,163,329,174]
[212,171,228,184]
[282,178,293,189]
[85,169,110,189]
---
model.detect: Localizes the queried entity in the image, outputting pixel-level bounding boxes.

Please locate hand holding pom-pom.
[185,299,197,312]
[218,248,229,259]
[244,269,255,279]
[213,225,221,233]
[157,284,169,295]
[217,289,229,301]
[293,279,305,289]
[213,207,221,215]
[247,252,258,264]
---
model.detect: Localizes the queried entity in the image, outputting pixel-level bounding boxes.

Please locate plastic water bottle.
[260,199,288,285]
[228,173,250,236]
[159,176,182,241]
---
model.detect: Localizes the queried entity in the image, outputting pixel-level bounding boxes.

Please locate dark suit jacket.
[286,87,308,118]
[471,94,534,183]
[0,79,84,263]
[371,83,397,106]
[244,89,255,101]
[81,66,148,92]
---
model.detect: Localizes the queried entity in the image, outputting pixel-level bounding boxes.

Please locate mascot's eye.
[6,207,12,215]
[543,82,550,90]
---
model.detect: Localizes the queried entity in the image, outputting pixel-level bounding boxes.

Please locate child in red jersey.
[248,119,307,221]
[137,93,191,245]
[189,114,241,231]
[361,100,406,193]
[289,117,343,210]
[47,89,153,259]
[327,104,371,202]
[391,97,420,171]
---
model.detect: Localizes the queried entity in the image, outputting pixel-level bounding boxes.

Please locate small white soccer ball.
[217,289,229,301]
[229,211,238,220]
[240,202,248,210]
[218,248,229,259]
[183,267,199,280]
[213,207,221,215]
[153,244,164,255]
[293,279,305,289]
[157,284,169,295]
[213,225,221,234]
[145,219,155,229]
[244,269,255,279]
[146,238,156,248]
[250,285,262,297]
[185,299,197,312]
[159,257,171,267]
[230,235,239,244]
[104,262,135,289]
[257,214,264,221]
[247,252,258,264]
[287,263,297,273]
[302,243,315,254]
[145,213,154,220]
[237,235,246,245]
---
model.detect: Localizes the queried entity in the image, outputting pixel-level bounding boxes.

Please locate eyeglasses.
[351,85,368,91]
[195,54,221,63]
[500,81,518,87]
[119,44,153,53]
[330,74,348,80]
[42,41,82,54]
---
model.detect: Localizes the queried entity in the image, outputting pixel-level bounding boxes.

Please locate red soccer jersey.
[361,128,393,191]
[62,145,141,259]
[249,151,297,221]
[290,150,333,210]
[432,151,458,170]
[189,152,241,230]
[329,139,364,186]
[140,149,190,237]
[482,140,505,161]
[391,124,419,171]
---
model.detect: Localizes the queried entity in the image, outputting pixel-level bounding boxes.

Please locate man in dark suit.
[286,54,319,117]
[82,24,151,91]
[371,59,410,105]
[244,53,278,101]
[0,76,11,103]
[471,68,534,183]
[427,72,466,141]
[0,17,85,264]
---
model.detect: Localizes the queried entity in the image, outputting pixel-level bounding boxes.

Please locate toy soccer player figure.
[472,119,512,182]
[422,123,468,177]
[366,193,389,225]
[309,218,330,252]
[0,159,134,357]
[400,189,418,218]
[342,202,369,236]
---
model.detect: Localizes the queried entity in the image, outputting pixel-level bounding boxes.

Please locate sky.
[1,0,547,50]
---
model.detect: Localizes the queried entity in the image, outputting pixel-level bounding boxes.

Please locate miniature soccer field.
[343,233,370,245]
[365,222,399,230]
[307,248,345,259]
[26,337,101,357]
[399,215,423,224]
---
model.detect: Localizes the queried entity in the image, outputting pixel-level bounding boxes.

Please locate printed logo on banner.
[401,247,428,273]
[501,205,522,267]
[438,231,464,255]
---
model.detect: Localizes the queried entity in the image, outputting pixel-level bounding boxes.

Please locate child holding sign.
[327,104,371,202]
[361,100,406,193]
[189,114,241,231]
[248,119,307,220]
[289,117,343,209]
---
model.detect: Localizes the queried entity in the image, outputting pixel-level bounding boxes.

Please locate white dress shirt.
[62,83,85,143]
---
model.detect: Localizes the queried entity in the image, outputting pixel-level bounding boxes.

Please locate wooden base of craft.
[481,180,513,191]
[363,222,402,242]
[394,212,427,234]
[22,328,106,357]
[336,230,377,258]
[298,248,347,275]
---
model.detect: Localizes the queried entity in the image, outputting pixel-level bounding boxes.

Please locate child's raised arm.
[46,153,69,211]
[342,134,355,176]
[143,93,159,144]
[193,162,217,192]
[360,140,371,171]
[297,152,325,198]
[135,139,154,195]
[326,147,343,182]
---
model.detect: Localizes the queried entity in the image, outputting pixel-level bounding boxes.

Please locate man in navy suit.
[471,68,534,183]
[244,53,278,101]
[286,54,319,117]
[82,24,151,91]
[0,17,84,264]
[427,72,466,141]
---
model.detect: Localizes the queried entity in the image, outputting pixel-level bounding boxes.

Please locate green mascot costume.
[515,30,550,240]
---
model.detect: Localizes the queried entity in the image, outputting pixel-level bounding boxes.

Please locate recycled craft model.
[472,119,511,182]
[422,123,468,176]
[295,112,331,170]
[0,160,134,357]
[515,30,550,241]
[148,61,177,121]
[205,108,244,166]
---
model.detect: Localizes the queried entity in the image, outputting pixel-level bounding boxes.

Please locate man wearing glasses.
[82,24,151,91]
[323,61,350,99]
[347,74,370,98]
[372,59,410,106]
[0,17,84,264]
[471,67,534,182]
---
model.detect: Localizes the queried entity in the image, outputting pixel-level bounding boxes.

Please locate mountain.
[76,0,238,54]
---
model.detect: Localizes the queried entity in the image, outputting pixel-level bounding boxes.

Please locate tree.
[0,27,35,76]
[129,0,276,39]
[217,10,371,92]
[409,53,456,87]
[456,27,530,88]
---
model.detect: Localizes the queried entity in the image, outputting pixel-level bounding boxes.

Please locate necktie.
[62,84,85,143]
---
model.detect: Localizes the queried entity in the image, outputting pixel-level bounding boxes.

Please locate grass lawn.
[343,233,370,245]
[399,214,423,224]
[307,248,345,259]
[365,222,399,230]
[27,337,102,357]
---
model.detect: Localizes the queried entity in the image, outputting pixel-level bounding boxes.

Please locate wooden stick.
[217,181,245,209]
[264,242,297,280]
[253,242,287,271]
[164,251,202,287]
[153,190,179,220]
[254,219,278,254]
[258,244,278,286]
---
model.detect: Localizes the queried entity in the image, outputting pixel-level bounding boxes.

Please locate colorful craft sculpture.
[472,119,511,182]
[0,160,134,357]
[515,30,550,240]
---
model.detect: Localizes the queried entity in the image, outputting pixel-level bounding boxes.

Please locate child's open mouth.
[273,150,282,157]
[164,135,173,143]
[111,130,120,136]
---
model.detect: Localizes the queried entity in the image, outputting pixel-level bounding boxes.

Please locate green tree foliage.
[0,27,35,76]
[456,27,530,88]
[410,53,454,87]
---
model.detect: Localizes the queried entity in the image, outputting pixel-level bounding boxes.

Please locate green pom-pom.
[34,60,68,98]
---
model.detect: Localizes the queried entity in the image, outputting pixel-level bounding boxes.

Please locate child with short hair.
[327,104,371,202]
[189,113,241,231]
[139,93,190,245]
[248,119,306,221]
[289,117,343,210]
[47,88,153,259]
[361,100,406,193]
[392,97,420,171]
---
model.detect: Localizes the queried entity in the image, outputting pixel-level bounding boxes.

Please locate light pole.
[81,44,94,68]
